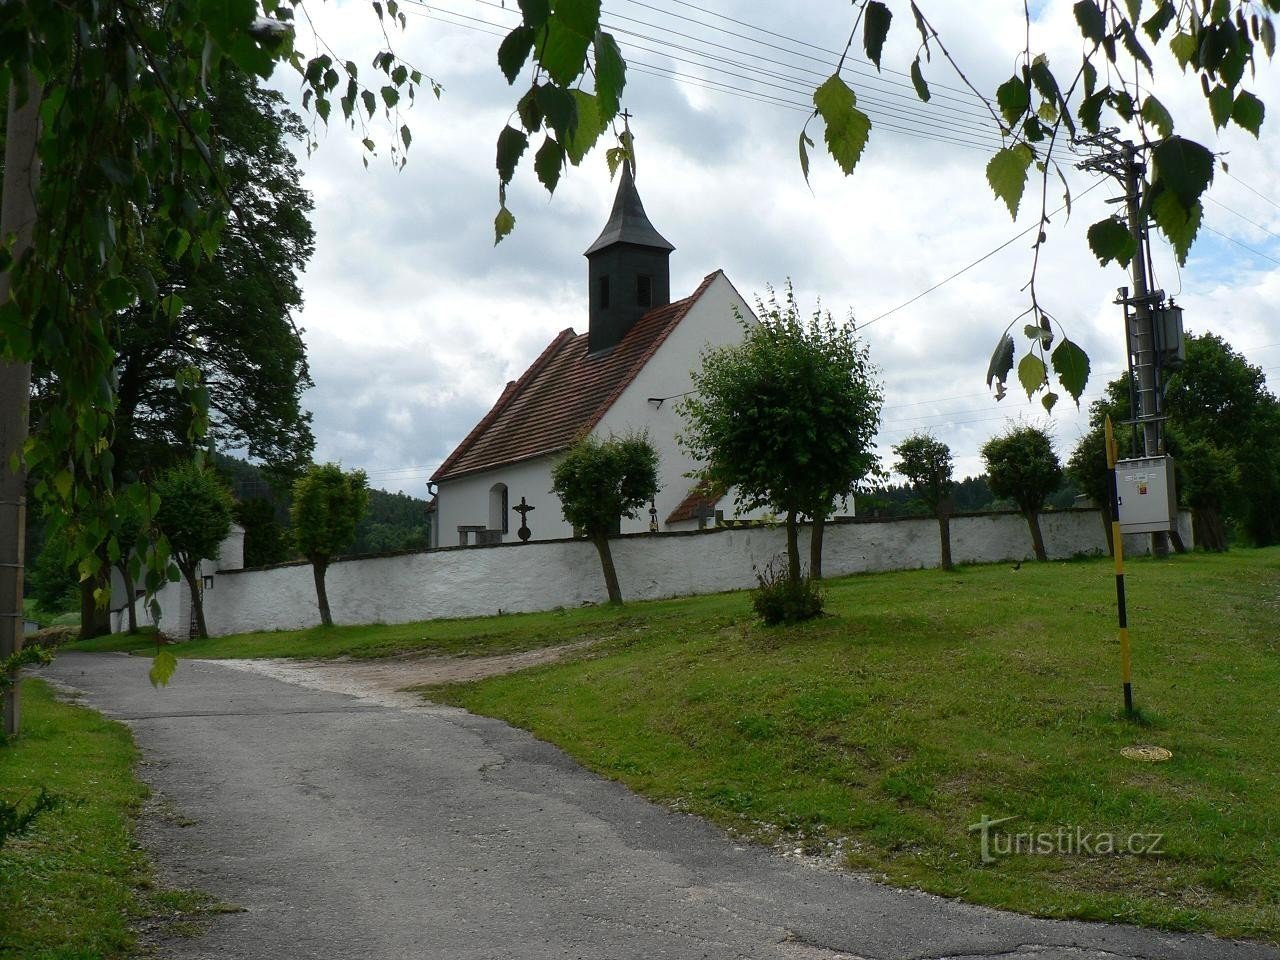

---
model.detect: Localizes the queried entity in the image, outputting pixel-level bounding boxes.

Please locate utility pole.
[1076,130,1178,556]
[1,72,42,738]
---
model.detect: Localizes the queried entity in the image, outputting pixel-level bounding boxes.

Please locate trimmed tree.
[551,433,659,605]
[679,284,882,584]
[892,433,956,571]
[153,464,235,639]
[290,464,370,627]
[1177,438,1239,552]
[981,426,1062,562]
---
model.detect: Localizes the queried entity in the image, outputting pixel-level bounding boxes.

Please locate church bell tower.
[583,155,674,354]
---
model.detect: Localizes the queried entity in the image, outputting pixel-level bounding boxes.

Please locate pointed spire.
[583,154,674,255]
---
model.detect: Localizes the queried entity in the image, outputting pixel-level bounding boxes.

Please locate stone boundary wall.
[140,509,1191,638]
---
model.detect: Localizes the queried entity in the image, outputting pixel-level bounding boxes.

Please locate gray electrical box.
[1115,456,1177,533]
[1153,303,1185,364]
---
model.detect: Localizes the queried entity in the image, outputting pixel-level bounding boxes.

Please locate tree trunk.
[937,514,953,571]
[785,510,801,584]
[118,561,138,634]
[78,567,112,640]
[312,557,334,625]
[808,514,825,581]
[181,565,209,639]
[1192,506,1227,552]
[1,72,41,738]
[1025,510,1048,562]
[591,533,623,605]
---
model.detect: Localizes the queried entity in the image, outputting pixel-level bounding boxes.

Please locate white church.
[429,162,761,547]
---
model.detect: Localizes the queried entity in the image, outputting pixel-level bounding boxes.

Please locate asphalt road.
[40,652,1278,960]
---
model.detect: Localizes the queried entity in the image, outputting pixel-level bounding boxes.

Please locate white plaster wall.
[145,509,1192,638]
[594,271,765,531]
[434,455,573,545]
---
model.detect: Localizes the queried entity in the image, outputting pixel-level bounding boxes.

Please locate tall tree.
[291,464,370,628]
[892,434,955,571]
[152,464,235,640]
[679,285,882,583]
[981,426,1062,562]
[551,433,659,605]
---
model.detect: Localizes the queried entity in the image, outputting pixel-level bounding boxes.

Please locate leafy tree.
[679,285,882,583]
[1165,333,1280,546]
[892,433,956,570]
[152,464,235,639]
[551,433,659,605]
[234,497,290,569]
[1177,438,1240,552]
[1067,423,1115,554]
[111,491,146,634]
[981,425,1062,562]
[290,464,370,627]
[27,529,78,617]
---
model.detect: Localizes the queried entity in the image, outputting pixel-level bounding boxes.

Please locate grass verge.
[416,548,1280,942]
[1,679,214,958]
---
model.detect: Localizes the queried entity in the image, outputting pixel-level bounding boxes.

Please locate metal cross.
[512,496,536,542]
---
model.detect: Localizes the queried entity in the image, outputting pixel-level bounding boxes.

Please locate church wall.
[593,271,765,533]
[433,455,574,547]
[134,508,1192,638]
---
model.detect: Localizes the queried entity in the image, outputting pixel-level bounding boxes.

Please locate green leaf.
[1169,32,1198,69]
[910,57,930,102]
[1208,85,1234,129]
[1123,0,1143,22]
[1041,391,1059,413]
[986,333,1016,390]
[150,650,177,688]
[534,136,566,193]
[498,25,536,84]
[986,144,1034,219]
[539,19,591,85]
[1079,88,1108,132]
[98,276,135,312]
[1024,323,1053,348]
[1232,90,1265,136]
[496,125,529,185]
[1151,188,1202,265]
[1117,19,1153,73]
[494,204,517,245]
[361,89,376,117]
[554,0,601,38]
[518,0,550,29]
[1051,338,1091,404]
[535,82,576,140]
[564,90,602,165]
[996,75,1030,127]
[1074,0,1106,45]
[1086,216,1138,267]
[1018,352,1048,399]
[813,74,872,175]
[593,31,626,120]
[400,124,412,150]
[1029,56,1060,107]
[1143,1,1175,41]
[1261,18,1276,59]
[862,1,893,70]
[1151,135,1215,209]
[1141,94,1173,137]
[798,130,814,186]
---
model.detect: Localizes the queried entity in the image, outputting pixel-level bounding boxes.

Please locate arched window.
[489,483,509,534]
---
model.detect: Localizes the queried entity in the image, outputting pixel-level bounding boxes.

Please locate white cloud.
[269,0,1280,492]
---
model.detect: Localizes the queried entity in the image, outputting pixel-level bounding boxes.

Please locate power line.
[1223,169,1280,212]
[1202,224,1280,268]
[1205,195,1280,244]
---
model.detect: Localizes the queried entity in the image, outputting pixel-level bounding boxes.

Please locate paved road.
[41,652,1277,960]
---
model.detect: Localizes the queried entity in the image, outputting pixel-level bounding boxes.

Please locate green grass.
[0,679,213,958]
[409,549,1280,943]
[67,593,756,661]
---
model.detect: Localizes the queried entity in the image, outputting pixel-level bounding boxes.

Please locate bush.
[751,556,824,625]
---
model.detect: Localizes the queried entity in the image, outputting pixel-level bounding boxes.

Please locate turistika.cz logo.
[967,814,1165,864]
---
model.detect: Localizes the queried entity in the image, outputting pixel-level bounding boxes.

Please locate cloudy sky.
[271,0,1280,494]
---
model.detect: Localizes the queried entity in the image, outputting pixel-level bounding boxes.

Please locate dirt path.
[207,639,596,709]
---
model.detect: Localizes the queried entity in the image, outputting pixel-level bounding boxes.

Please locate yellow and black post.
[1104,416,1133,716]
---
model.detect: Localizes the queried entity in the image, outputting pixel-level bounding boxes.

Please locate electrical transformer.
[1115,456,1177,533]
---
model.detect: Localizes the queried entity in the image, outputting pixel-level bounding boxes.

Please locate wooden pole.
[1105,416,1134,716]
[1,72,42,738]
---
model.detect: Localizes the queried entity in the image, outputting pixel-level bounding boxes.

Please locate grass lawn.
[67,592,757,661]
[0,679,211,958]
[409,548,1280,942]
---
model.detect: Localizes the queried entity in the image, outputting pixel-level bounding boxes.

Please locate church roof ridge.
[583,161,674,256]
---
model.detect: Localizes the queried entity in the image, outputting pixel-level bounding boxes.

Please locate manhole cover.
[1121,745,1172,762]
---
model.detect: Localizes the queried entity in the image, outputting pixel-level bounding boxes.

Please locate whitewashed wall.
[139,509,1192,639]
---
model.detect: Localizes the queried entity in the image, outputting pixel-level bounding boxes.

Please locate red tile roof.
[665,482,727,523]
[432,271,723,483]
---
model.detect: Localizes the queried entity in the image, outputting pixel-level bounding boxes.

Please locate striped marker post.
[1104,416,1134,716]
